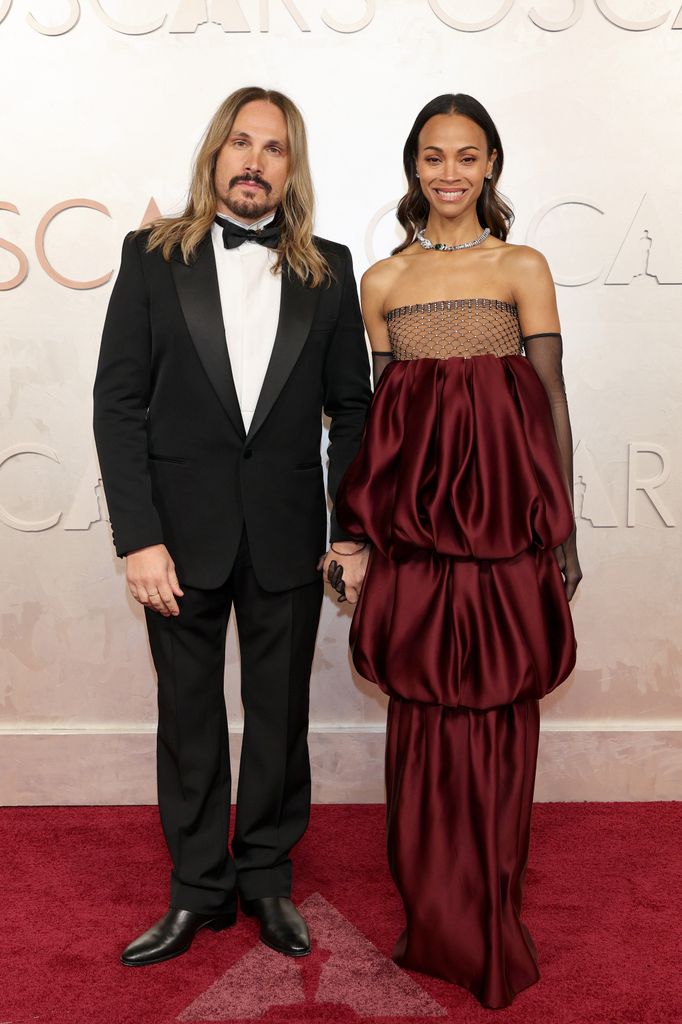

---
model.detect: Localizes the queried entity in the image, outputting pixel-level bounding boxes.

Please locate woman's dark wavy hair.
[393,93,514,254]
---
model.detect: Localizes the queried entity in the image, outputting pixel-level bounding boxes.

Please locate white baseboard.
[1,722,681,804]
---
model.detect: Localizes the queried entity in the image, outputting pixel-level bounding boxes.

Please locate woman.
[334,94,582,1009]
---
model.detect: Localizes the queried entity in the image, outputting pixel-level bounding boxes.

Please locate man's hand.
[553,524,583,602]
[125,544,184,617]
[320,542,370,605]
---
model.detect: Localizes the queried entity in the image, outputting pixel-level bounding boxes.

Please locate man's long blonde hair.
[146,87,331,287]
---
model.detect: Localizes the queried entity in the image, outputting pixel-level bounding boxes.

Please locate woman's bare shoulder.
[500,241,551,273]
[361,252,412,293]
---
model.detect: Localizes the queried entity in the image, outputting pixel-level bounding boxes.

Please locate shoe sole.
[120,914,236,967]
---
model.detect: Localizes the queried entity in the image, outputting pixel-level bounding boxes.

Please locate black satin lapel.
[246,267,319,443]
[170,239,245,438]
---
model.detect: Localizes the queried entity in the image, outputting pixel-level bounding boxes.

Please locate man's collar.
[214,209,277,233]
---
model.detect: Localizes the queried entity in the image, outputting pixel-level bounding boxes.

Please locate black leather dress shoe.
[240,896,310,957]
[120,907,236,966]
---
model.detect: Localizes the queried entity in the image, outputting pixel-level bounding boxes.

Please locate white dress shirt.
[211,212,282,433]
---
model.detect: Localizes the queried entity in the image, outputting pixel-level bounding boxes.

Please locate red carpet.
[1,803,680,1023]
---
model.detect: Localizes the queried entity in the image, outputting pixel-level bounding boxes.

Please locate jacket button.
[243,448,254,460]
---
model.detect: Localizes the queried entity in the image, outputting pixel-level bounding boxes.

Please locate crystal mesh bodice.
[386,298,522,360]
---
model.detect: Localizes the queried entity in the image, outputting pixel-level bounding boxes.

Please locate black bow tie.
[216,216,280,251]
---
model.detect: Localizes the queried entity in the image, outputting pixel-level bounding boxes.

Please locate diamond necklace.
[416,226,490,252]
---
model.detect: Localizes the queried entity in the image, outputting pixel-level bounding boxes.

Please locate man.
[93,87,371,966]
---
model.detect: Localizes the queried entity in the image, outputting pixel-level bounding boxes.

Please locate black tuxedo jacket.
[93,229,371,591]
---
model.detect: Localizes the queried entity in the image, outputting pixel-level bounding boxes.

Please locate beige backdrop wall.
[1,0,681,804]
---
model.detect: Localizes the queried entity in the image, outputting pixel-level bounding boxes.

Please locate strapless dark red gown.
[336,316,576,1009]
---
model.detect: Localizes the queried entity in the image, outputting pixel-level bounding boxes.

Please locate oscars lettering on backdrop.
[1,1,682,35]
[0,203,28,290]
[525,194,682,287]
[0,0,375,34]
[11,191,679,294]
[430,0,682,32]
[0,198,161,291]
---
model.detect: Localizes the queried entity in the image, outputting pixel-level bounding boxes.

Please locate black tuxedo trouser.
[144,529,323,914]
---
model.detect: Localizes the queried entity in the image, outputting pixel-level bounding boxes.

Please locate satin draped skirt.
[336,355,577,1009]
[386,696,540,1009]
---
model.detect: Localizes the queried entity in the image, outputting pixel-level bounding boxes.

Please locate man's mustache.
[229,174,272,194]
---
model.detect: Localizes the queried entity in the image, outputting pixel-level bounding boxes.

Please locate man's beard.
[226,193,277,220]
[224,174,276,222]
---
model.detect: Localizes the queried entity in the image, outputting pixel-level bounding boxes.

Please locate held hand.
[321,543,370,605]
[553,524,583,602]
[125,544,184,617]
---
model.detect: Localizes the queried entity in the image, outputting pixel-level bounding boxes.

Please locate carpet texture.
[0,803,680,1023]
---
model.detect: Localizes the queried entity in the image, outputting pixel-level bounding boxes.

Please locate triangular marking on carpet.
[177,939,305,1020]
[178,892,447,1020]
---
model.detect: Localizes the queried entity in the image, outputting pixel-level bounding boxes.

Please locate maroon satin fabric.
[337,354,575,562]
[386,697,541,1010]
[336,354,577,707]
[336,355,577,1008]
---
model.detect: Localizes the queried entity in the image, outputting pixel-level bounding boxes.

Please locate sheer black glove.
[523,332,582,601]
[553,523,583,602]
[372,351,393,388]
[326,559,347,602]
